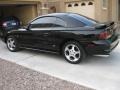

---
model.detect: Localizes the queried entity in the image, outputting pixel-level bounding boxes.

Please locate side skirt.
[20,46,60,54]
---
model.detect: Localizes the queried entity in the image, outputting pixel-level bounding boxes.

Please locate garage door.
[66,0,95,19]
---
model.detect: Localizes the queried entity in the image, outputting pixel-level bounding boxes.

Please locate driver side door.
[22,16,57,50]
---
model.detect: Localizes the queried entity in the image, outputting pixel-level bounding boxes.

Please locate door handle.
[44,33,49,35]
[44,33,49,36]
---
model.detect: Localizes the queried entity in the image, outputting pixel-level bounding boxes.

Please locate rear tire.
[63,41,86,64]
[6,36,19,52]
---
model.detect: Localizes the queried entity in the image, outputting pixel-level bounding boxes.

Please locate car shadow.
[22,48,120,66]
[82,51,120,66]
[22,49,65,61]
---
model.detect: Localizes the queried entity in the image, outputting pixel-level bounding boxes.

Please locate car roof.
[29,13,98,27]
[30,13,72,23]
[38,12,93,19]
[31,12,95,22]
[39,13,69,18]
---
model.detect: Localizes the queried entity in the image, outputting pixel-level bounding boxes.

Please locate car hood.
[7,27,27,34]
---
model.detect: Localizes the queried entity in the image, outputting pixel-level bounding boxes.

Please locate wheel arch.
[59,38,87,55]
[4,34,15,43]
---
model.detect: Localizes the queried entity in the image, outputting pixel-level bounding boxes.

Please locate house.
[0,0,119,26]
[47,0,119,22]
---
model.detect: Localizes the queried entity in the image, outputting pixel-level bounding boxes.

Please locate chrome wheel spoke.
[71,45,75,51]
[11,40,14,45]
[12,44,15,48]
[64,43,81,62]
[74,51,80,55]
[65,47,70,52]
[7,38,16,50]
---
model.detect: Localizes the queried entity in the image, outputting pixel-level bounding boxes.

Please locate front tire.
[6,36,19,52]
[63,41,85,64]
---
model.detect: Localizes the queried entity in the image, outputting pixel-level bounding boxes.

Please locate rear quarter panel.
[50,27,103,51]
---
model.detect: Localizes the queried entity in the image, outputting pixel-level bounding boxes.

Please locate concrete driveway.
[0,40,120,90]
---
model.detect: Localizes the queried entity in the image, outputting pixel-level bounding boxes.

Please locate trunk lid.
[95,21,117,40]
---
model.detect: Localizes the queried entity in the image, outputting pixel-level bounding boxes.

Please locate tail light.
[3,22,7,27]
[99,31,111,39]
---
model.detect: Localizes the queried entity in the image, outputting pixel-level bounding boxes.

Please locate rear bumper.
[86,36,119,55]
[104,39,119,53]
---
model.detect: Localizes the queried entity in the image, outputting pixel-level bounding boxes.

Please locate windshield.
[68,13,98,26]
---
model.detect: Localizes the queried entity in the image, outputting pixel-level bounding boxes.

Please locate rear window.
[68,14,98,26]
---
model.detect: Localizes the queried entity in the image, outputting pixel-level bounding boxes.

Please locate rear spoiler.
[95,21,115,29]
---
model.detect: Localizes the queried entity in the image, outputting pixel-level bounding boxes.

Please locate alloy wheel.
[7,37,16,51]
[64,44,81,62]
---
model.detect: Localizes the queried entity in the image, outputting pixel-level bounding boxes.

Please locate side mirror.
[22,26,28,29]
[22,24,30,30]
[26,24,32,30]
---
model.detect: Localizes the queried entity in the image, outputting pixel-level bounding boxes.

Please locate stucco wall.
[95,0,108,22]
[91,0,118,22]
[111,0,118,22]
[48,1,60,13]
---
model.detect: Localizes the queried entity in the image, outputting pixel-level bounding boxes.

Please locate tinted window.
[53,18,66,27]
[68,14,98,26]
[62,16,86,27]
[30,23,53,28]
[30,17,56,28]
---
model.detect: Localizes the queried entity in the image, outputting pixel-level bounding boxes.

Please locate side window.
[70,20,85,27]
[52,18,66,27]
[66,16,86,27]
[30,17,56,29]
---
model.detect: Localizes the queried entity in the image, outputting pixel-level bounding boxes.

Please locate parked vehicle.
[1,13,119,64]
[0,16,20,37]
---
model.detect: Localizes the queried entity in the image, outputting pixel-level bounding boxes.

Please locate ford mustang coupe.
[2,13,119,64]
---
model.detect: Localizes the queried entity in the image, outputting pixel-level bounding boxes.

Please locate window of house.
[81,2,86,6]
[88,2,93,5]
[68,4,72,7]
[102,0,108,9]
[74,3,79,7]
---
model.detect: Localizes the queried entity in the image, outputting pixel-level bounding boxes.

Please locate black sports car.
[2,13,119,64]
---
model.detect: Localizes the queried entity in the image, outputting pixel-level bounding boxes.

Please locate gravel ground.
[0,59,94,90]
